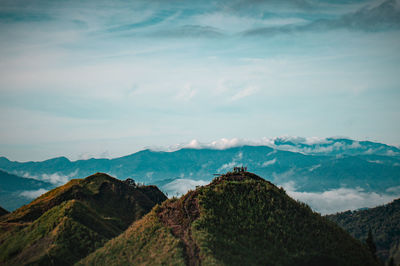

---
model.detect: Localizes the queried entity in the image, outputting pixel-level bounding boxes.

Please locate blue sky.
[0,0,399,161]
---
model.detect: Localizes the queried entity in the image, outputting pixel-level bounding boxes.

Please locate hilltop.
[80,171,378,266]
[327,198,400,265]
[0,173,167,265]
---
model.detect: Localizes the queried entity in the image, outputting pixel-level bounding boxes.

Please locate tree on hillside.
[366,229,377,259]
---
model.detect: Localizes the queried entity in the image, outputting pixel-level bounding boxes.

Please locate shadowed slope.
[80,171,379,266]
[0,206,8,216]
[0,173,167,265]
[327,198,400,265]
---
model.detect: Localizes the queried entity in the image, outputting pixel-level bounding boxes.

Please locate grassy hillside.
[327,198,400,265]
[80,171,379,266]
[0,173,167,265]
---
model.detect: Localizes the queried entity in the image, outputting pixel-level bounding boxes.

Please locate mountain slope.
[326,198,400,264]
[80,171,378,266]
[0,169,53,211]
[0,173,167,265]
[0,206,8,216]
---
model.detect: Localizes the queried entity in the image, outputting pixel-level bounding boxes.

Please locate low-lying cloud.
[283,184,400,215]
[21,170,78,185]
[162,179,209,197]
[161,178,400,215]
[150,136,400,158]
[19,188,48,199]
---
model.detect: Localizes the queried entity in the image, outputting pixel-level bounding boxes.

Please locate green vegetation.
[0,173,167,265]
[78,210,186,266]
[80,171,379,266]
[327,198,400,265]
[191,172,378,266]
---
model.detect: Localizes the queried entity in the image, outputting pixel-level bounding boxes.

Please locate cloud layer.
[287,187,400,215]
[162,179,209,197]
[150,136,400,157]
[19,188,48,199]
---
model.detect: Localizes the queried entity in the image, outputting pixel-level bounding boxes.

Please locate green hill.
[0,173,167,265]
[80,171,378,266]
[326,198,400,265]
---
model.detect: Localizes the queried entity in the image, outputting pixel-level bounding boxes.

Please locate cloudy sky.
[0,0,399,161]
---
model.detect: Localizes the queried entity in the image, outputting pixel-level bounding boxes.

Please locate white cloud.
[78,151,111,160]
[367,160,384,164]
[386,186,400,193]
[230,86,259,101]
[217,151,244,172]
[21,170,78,185]
[285,186,400,215]
[162,179,208,197]
[19,188,48,199]
[309,164,321,171]
[262,158,276,167]
[162,138,252,151]
[218,161,236,172]
[175,83,197,101]
[276,136,333,146]
[192,12,306,34]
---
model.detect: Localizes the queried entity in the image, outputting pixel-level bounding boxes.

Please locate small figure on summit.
[233,166,247,173]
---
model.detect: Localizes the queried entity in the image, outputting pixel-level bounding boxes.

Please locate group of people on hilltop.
[233,166,247,173]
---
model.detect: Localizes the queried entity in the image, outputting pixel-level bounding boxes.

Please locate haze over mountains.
[1,137,399,213]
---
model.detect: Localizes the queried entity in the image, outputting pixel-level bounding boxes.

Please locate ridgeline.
[0,173,166,265]
[80,171,379,266]
[327,198,400,265]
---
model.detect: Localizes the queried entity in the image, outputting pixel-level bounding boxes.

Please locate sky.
[0,0,400,161]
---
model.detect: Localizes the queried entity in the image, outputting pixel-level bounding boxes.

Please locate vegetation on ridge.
[80,171,379,266]
[0,172,167,265]
[327,198,400,265]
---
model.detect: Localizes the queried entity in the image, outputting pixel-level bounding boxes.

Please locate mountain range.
[1,171,381,266]
[79,171,378,265]
[0,173,166,265]
[0,137,399,212]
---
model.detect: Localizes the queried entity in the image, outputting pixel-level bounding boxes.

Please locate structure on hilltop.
[233,166,247,173]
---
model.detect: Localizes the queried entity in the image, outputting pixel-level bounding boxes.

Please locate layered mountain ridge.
[2,138,399,212]
[0,173,166,265]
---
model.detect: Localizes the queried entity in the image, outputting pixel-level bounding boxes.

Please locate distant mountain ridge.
[0,173,167,265]
[1,137,399,212]
[0,170,53,211]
